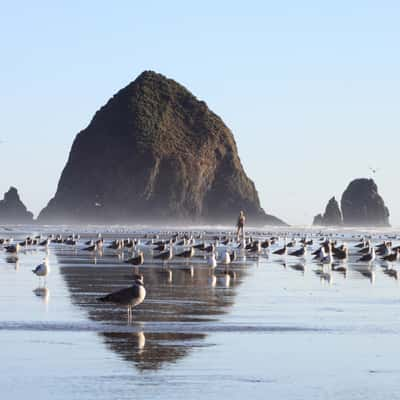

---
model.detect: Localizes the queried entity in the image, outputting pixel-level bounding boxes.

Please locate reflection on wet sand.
[33,286,50,303]
[5,228,400,377]
[57,251,248,370]
[102,331,206,370]
[6,256,19,270]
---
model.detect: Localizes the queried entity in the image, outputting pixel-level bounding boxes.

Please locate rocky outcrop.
[0,187,34,223]
[341,178,390,227]
[312,214,324,226]
[38,71,285,226]
[313,196,342,226]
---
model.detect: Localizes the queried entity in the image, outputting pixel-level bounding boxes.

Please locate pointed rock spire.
[313,196,342,226]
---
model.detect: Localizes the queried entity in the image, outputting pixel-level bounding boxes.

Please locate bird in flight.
[369,166,379,175]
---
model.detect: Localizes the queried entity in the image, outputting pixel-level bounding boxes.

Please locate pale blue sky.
[1,1,399,225]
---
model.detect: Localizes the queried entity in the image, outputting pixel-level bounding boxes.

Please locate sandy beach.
[1,225,400,399]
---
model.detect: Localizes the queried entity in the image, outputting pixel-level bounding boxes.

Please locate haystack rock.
[341,178,390,227]
[39,71,285,226]
[313,196,342,226]
[0,187,34,223]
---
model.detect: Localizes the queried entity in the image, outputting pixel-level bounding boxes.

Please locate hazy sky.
[1,1,399,225]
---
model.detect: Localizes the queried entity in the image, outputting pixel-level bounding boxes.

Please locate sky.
[1,1,399,226]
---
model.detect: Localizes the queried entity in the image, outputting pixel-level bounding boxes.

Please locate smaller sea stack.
[0,187,34,223]
[313,196,342,226]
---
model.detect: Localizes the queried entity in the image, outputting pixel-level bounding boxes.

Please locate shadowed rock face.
[341,178,390,227]
[0,187,33,223]
[38,71,285,226]
[313,196,342,226]
[312,213,323,226]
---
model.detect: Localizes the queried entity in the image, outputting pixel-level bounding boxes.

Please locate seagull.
[124,238,134,248]
[175,247,195,262]
[5,243,19,254]
[358,247,376,263]
[154,242,167,252]
[108,240,123,250]
[376,242,391,257]
[98,274,146,320]
[125,250,144,266]
[203,243,215,253]
[273,245,287,256]
[39,238,50,247]
[83,243,97,251]
[32,257,50,285]
[193,242,206,250]
[248,241,261,254]
[382,249,400,262]
[333,245,348,261]
[358,245,371,255]
[313,247,326,262]
[321,244,334,264]
[221,250,231,265]
[355,239,367,249]
[289,245,307,258]
[369,166,380,175]
[229,250,237,263]
[154,247,173,265]
[261,239,270,250]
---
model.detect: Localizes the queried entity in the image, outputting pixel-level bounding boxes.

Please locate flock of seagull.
[1,230,400,319]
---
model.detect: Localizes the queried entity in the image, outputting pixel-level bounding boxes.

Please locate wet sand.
[1,226,400,399]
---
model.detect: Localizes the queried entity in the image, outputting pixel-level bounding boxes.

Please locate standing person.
[236,210,245,241]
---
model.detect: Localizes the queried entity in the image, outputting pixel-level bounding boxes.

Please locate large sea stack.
[313,196,342,226]
[0,187,34,223]
[341,178,390,227]
[39,71,285,226]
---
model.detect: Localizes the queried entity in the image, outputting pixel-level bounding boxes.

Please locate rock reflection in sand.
[57,250,247,370]
[101,331,207,371]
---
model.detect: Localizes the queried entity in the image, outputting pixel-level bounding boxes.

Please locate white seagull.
[32,257,50,285]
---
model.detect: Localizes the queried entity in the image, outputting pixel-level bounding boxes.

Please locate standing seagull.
[358,247,376,263]
[175,247,195,263]
[273,245,287,256]
[289,245,307,258]
[221,250,231,265]
[5,243,20,254]
[98,274,146,321]
[154,247,173,265]
[125,250,144,266]
[32,257,50,285]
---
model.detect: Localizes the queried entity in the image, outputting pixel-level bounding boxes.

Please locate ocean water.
[1,225,400,400]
